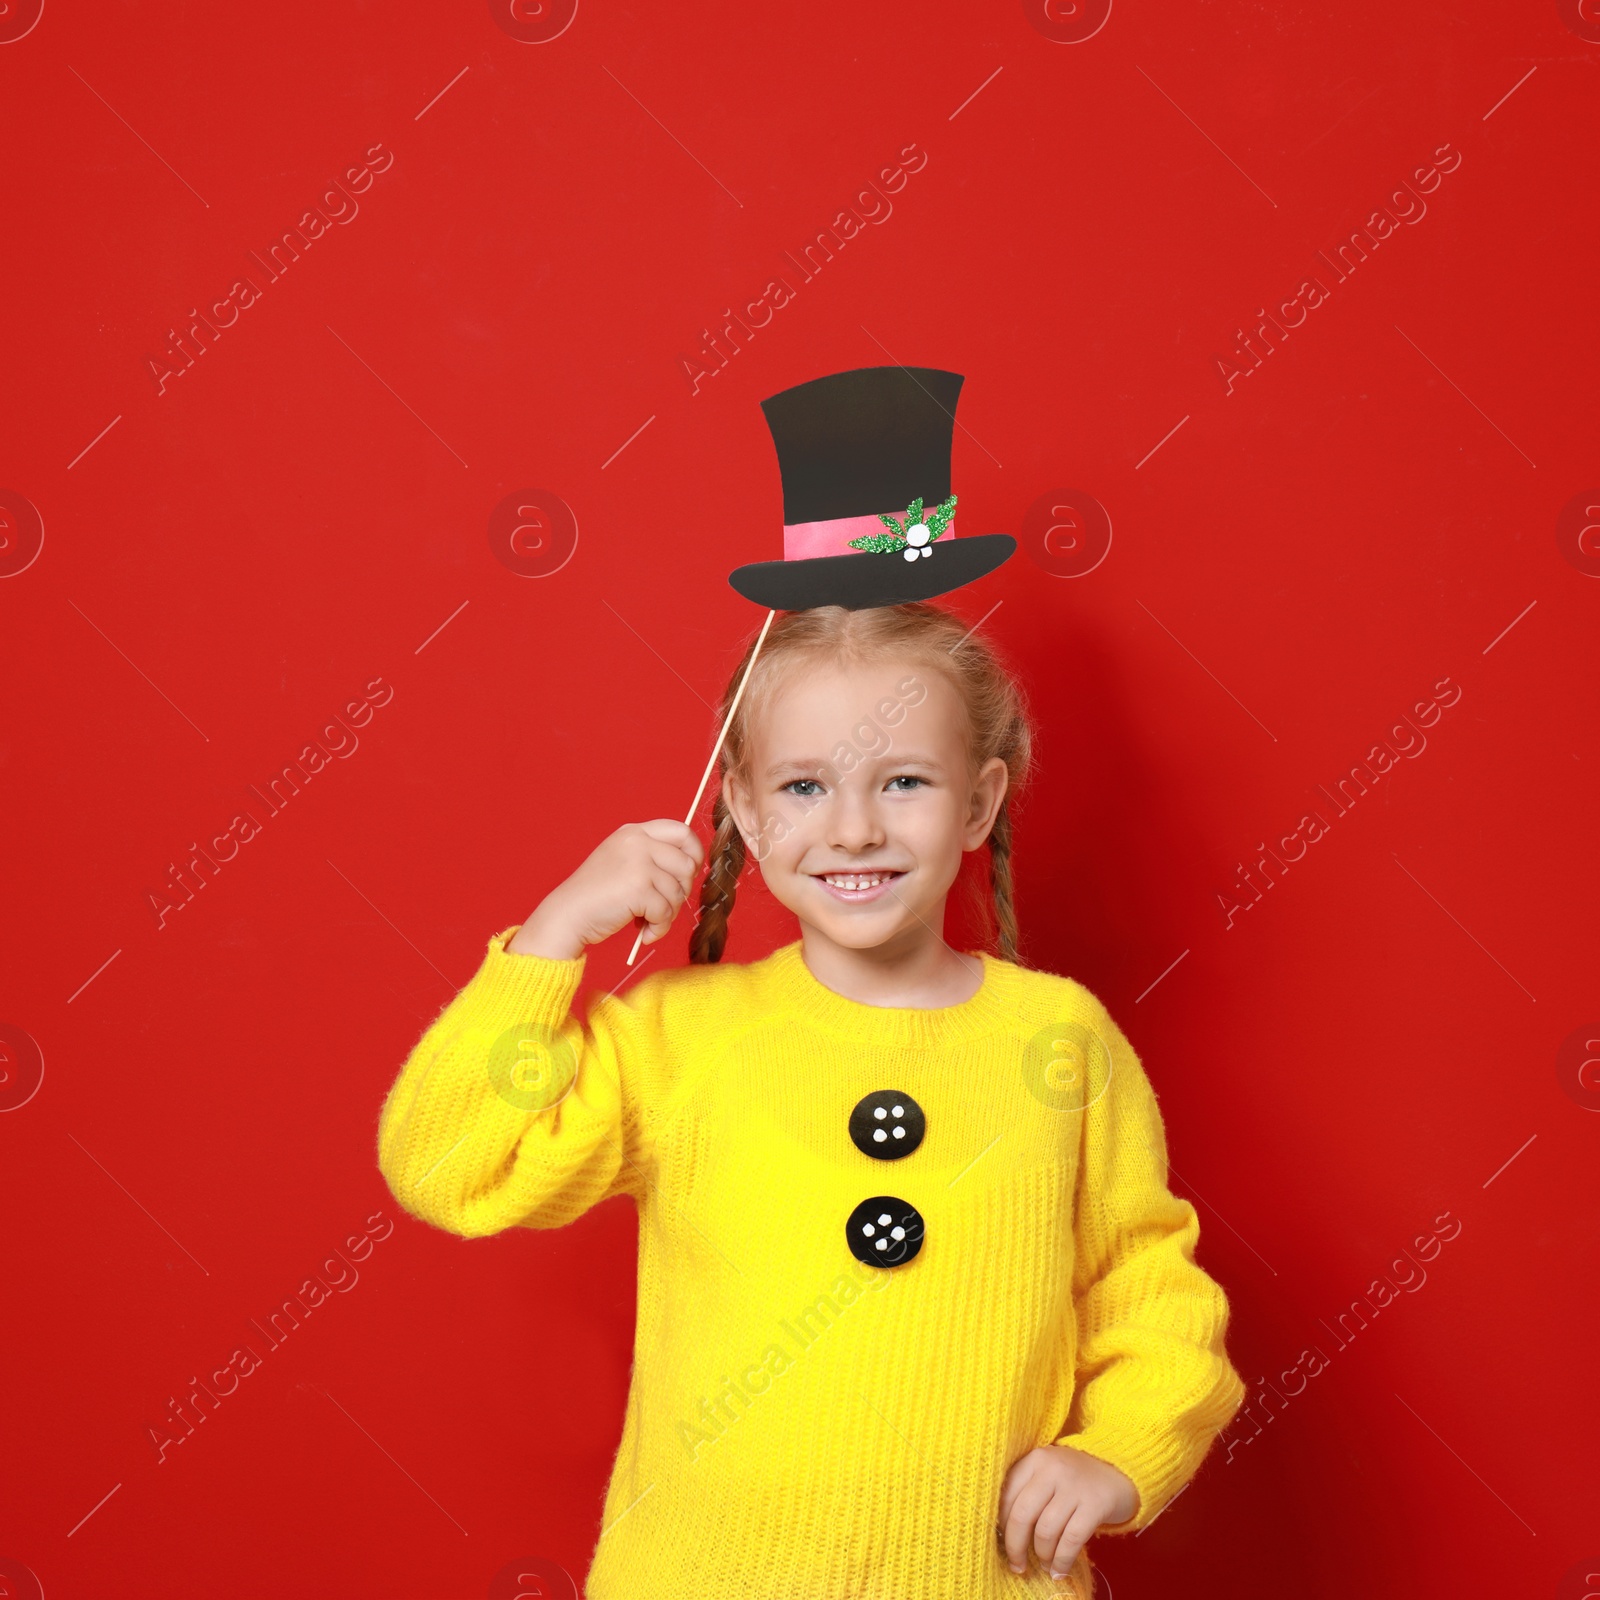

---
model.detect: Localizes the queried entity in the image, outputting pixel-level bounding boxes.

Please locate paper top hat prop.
[728,365,1016,611]
[628,363,1014,965]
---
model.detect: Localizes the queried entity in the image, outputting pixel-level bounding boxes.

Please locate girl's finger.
[1042,1501,1101,1580]
[995,1453,1038,1539]
[1029,1490,1073,1570]
[999,1480,1054,1574]
[646,865,687,908]
[639,818,705,867]
[647,842,698,898]
[636,887,675,941]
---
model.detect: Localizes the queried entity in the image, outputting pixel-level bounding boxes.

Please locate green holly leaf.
[926,493,958,539]
[876,512,904,535]
[849,531,908,553]
[904,497,925,527]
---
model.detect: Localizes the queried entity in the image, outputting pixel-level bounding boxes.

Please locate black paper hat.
[727,365,1016,611]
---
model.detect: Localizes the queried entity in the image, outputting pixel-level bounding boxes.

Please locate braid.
[987,799,1023,965]
[689,789,747,964]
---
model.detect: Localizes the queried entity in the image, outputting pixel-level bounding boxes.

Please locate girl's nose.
[828,789,886,852]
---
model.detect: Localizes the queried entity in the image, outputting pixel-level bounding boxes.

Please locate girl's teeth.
[825,873,894,888]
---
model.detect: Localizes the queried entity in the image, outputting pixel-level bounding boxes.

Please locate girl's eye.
[887,775,925,791]
[782,779,822,798]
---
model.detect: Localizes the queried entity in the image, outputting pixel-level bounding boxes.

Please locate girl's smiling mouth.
[809,869,907,902]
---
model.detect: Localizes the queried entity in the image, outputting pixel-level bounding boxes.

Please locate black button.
[848,1089,925,1160]
[845,1195,925,1267]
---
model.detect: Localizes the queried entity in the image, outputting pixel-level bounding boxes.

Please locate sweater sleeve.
[375,924,661,1239]
[1053,996,1247,1535]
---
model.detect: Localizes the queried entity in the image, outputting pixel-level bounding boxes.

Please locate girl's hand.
[507,820,706,960]
[996,1444,1139,1580]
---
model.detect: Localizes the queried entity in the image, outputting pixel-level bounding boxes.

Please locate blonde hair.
[688,602,1035,966]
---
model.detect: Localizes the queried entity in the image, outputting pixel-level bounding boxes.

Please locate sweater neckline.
[763,940,1022,1047]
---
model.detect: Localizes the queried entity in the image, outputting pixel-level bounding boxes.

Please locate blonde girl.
[377,601,1244,1599]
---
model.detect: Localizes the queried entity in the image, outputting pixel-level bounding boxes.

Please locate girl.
[375,597,1246,1598]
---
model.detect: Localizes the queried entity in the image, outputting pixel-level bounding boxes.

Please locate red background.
[2,1,1596,1596]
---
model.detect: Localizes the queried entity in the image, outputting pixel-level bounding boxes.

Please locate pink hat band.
[783,512,958,562]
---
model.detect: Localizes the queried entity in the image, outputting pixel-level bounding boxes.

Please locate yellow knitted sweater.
[376,927,1245,1599]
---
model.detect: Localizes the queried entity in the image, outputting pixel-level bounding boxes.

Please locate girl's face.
[725,657,1008,957]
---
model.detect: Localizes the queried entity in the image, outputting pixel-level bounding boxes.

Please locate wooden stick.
[626,607,777,966]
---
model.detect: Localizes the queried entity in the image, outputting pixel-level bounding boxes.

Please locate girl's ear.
[962,756,1010,851]
[723,772,761,852]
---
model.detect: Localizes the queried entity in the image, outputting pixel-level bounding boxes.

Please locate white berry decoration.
[906,522,931,547]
